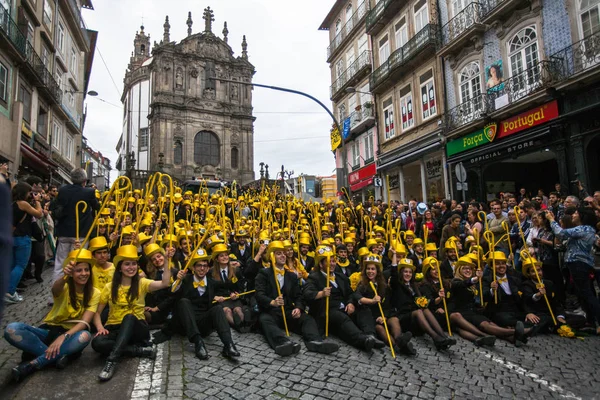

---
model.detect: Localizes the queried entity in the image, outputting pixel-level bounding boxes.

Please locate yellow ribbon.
[193,280,206,288]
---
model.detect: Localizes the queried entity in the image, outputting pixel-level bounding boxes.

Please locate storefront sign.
[426,158,442,179]
[468,139,536,165]
[331,127,341,151]
[348,163,376,185]
[446,100,559,157]
[350,177,373,192]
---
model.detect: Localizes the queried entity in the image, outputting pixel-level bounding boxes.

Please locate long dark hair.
[67,262,94,310]
[12,182,32,201]
[112,260,140,304]
[359,262,386,293]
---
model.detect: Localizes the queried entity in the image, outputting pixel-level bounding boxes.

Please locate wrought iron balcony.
[480,0,526,23]
[370,24,438,93]
[366,0,406,36]
[23,41,63,105]
[327,0,370,62]
[65,0,91,49]
[350,102,375,134]
[550,30,600,84]
[330,50,372,100]
[444,92,490,132]
[0,3,27,58]
[440,2,485,55]
[486,60,561,112]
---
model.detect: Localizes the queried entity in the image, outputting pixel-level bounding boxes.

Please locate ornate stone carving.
[175,67,184,89]
[203,88,216,100]
[190,68,199,78]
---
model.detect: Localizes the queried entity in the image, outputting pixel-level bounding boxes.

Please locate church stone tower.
[147,7,256,184]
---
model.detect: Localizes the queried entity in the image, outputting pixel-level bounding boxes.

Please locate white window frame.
[52,121,62,150]
[57,22,65,54]
[395,17,408,50]
[458,61,483,116]
[0,62,7,102]
[360,83,371,106]
[414,3,429,32]
[400,88,414,131]
[383,99,395,140]
[579,0,600,39]
[43,0,53,28]
[378,35,390,66]
[351,141,360,167]
[358,34,368,55]
[420,75,437,120]
[364,130,374,161]
[65,134,73,161]
[70,47,78,78]
[507,26,540,96]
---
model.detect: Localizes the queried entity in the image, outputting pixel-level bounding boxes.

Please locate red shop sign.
[348,163,377,185]
[350,178,374,192]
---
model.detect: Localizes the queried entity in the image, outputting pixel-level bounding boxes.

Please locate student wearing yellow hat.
[283,240,309,283]
[408,238,425,271]
[143,244,178,325]
[439,239,459,279]
[4,250,100,381]
[230,228,251,268]
[92,244,173,382]
[88,237,115,314]
[298,235,315,273]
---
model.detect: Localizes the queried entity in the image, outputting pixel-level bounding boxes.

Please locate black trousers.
[91,314,150,361]
[492,311,528,328]
[316,309,364,348]
[258,310,321,349]
[353,307,376,336]
[173,298,232,345]
[27,240,45,280]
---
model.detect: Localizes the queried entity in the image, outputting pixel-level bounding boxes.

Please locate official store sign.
[468,139,536,165]
[446,100,559,157]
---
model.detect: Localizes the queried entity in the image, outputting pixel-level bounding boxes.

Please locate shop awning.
[378,142,441,170]
[20,143,58,174]
[350,177,374,192]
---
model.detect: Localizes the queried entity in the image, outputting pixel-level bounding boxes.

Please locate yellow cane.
[369,281,395,358]
[212,290,256,303]
[423,225,429,258]
[483,231,498,304]
[473,228,484,305]
[431,259,452,336]
[75,201,88,243]
[502,220,514,265]
[325,253,330,337]
[271,252,289,336]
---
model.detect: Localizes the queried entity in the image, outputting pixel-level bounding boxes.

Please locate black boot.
[363,335,375,352]
[222,343,240,359]
[274,340,295,357]
[152,329,171,345]
[434,337,449,351]
[305,340,339,354]
[125,345,157,359]
[98,360,117,382]
[194,337,209,360]
[366,335,386,349]
[11,362,37,382]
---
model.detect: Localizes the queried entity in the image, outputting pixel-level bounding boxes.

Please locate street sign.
[455,162,467,182]
[373,177,383,187]
[457,182,468,191]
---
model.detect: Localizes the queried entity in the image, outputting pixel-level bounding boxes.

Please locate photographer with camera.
[546,208,599,335]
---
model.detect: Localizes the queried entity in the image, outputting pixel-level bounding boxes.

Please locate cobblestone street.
[1,268,599,399]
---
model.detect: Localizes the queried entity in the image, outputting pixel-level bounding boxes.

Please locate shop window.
[174,140,182,165]
[399,85,414,131]
[139,128,148,151]
[507,26,539,95]
[19,85,31,123]
[194,131,219,166]
[383,97,395,140]
[231,147,239,169]
[0,62,8,104]
[419,70,436,120]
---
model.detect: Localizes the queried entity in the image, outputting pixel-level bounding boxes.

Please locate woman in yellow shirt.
[3,249,99,382]
[92,244,172,382]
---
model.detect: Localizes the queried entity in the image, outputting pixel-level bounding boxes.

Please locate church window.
[174,140,182,165]
[231,147,239,169]
[194,131,220,166]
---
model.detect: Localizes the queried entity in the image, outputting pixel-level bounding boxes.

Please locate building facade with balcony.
[320,0,379,201]
[368,0,449,203]
[438,0,597,200]
[82,136,110,189]
[0,0,95,185]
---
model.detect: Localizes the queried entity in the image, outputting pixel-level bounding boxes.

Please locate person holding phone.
[6,183,43,304]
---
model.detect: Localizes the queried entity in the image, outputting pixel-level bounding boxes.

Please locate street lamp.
[65,90,99,96]
[345,86,371,95]
[210,77,347,197]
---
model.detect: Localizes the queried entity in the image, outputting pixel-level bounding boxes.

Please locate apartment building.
[0,0,95,184]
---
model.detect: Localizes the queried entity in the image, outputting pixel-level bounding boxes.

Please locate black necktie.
[222,270,227,282]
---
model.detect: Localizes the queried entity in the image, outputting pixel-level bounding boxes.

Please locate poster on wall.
[486,60,505,92]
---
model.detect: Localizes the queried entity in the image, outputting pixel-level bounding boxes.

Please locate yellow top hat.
[299,236,311,246]
[465,236,476,246]
[343,237,355,245]
[366,239,378,250]
[97,218,107,227]
[457,255,476,267]
[394,242,407,256]
[282,240,293,249]
[398,258,415,272]
[144,243,165,259]
[522,255,542,276]
[425,243,438,252]
[486,251,507,263]
[412,238,424,246]
[235,228,249,237]
[190,248,210,264]
[137,232,152,245]
[127,197,135,203]
[205,234,224,249]
[362,253,382,268]
[314,245,334,267]
[121,225,134,236]
[267,240,286,254]
[89,236,109,253]
[173,193,183,203]
[113,245,140,266]
[422,256,438,278]
[444,240,458,250]
[404,230,415,238]
[228,253,238,261]
[100,208,110,216]
[161,234,178,247]
[211,243,229,259]
[63,249,94,268]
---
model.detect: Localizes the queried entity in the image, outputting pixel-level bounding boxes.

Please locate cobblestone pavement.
[1,268,599,399]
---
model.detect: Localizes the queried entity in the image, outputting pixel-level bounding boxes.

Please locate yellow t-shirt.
[92,263,115,291]
[44,283,100,330]
[100,278,153,326]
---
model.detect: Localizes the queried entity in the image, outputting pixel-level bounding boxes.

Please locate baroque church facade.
[116,7,256,184]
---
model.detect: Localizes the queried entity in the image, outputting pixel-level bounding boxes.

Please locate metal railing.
[67,0,91,49]
[366,0,393,32]
[330,50,372,98]
[444,92,489,131]
[350,102,375,129]
[0,3,27,56]
[550,30,600,81]
[441,2,482,46]
[371,24,437,90]
[327,0,370,59]
[480,0,510,17]
[486,60,561,111]
[24,41,63,104]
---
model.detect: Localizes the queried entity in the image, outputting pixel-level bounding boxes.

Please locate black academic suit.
[483,274,527,327]
[439,259,455,280]
[299,255,315,273]
[231,243,252,270]
[169,274,233,345]
[303,270,367,348]
[520,279,565,333]
[408,253,424,273]
[335,260,359,279]
[255,267,321,348]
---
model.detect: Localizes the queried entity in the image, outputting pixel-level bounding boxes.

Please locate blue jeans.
[568,261,600,326]
[9,236,32,294]
[4,322,91,368]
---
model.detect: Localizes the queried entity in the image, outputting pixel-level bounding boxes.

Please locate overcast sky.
[82,0,337,180]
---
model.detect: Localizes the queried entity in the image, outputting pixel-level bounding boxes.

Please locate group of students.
[1,184,588,385]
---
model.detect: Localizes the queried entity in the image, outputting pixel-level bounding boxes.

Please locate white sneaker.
[4,292,23,304]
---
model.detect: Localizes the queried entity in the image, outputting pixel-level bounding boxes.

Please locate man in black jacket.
[255,241,339,356]
[303,246,384,351]
[167,249,240,360]
[230,228,251,271]
[52,168,99,285]
[298,237,315,273]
